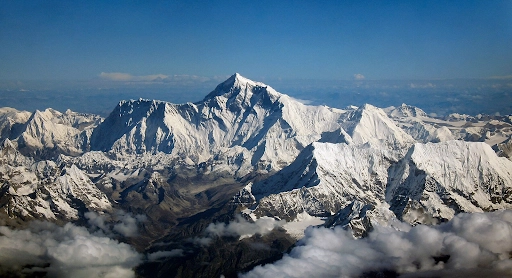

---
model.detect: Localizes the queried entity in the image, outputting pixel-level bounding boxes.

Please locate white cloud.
[85,210,147,237]
[188,215,285,246]
[205,215,285,240]
[99,72,136,81]
[147,250,184,262]
[409,82,435,89]
[99,72,169,82]
[0,221,142,278]
[188,236,213,246]
[354,73,365,80]
[113,211,147,237]
[98,72,218,84]
[489,75,512,80]
[241,210,512,278]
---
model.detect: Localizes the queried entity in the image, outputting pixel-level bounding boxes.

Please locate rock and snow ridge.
[240,139,512,225]
[387,140,512,223]
[246,142,394,221]
[2,73,512,277]
[0,73,511,235]
[0,141,111,221]
[0,107,101,159]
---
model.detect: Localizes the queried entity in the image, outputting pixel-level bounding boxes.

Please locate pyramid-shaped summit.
[202,73,280,102]
[89,74,355,170]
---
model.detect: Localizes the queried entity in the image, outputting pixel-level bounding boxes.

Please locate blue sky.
[1,0,511,81]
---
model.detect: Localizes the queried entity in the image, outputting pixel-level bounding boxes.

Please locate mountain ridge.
[1,73,512,277]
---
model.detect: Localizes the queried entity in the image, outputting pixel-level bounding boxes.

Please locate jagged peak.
[391,103,428,118]
[28,109,49,122]
[25,108,64,127]
[346,103,384,120]
[202,73,280,102]
[113,98,171,118]
[231,72,258,86]
[118,98,167,106]
[359,103,379,111]
[1,138,15,149]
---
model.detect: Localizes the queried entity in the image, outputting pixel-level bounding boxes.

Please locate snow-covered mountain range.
[1,73,512,277]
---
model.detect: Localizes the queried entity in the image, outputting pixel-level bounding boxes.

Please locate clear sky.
[1,0,511,82]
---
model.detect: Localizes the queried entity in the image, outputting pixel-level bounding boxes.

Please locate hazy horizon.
[1,1,511,116]
[1,74,511,118]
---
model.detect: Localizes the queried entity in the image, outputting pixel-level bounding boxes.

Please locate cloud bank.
[99,72,169,82]
[0,221,142,278]
[0,210,147,277]
[98,72,223,84]
[354,73,365,80]
[242,210,512,278]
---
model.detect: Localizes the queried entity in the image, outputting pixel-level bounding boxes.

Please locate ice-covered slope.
[242,142,395,220]
[386,104,454,143]
[387,140,512,224]
[341,104,415,150]
[238,139,512,228]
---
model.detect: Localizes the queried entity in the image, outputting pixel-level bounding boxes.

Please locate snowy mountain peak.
[342,103,415,150]
[202,73,281,104]
[388,104,428,118]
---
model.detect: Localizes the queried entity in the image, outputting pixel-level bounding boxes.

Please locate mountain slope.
[242,142,395,220]
[341,104,415,150]
[1,108,101,158]
[0,140,111,224]
[0,107,31,141]
[387,140,512,224]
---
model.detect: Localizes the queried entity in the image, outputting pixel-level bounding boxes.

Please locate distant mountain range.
[1,74,512,277]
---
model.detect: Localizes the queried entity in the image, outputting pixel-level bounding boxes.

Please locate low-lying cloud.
[0,210,147,277]
[190,215,285,246]
[206,215,285,240]
[147,249,184,262]
[113,211,148,237]
[85,210,147,237]
[242,210,512,278]
[0,221,142,278]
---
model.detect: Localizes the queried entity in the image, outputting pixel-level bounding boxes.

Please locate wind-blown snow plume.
[242,210,512,278]
[0,221,142,278]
